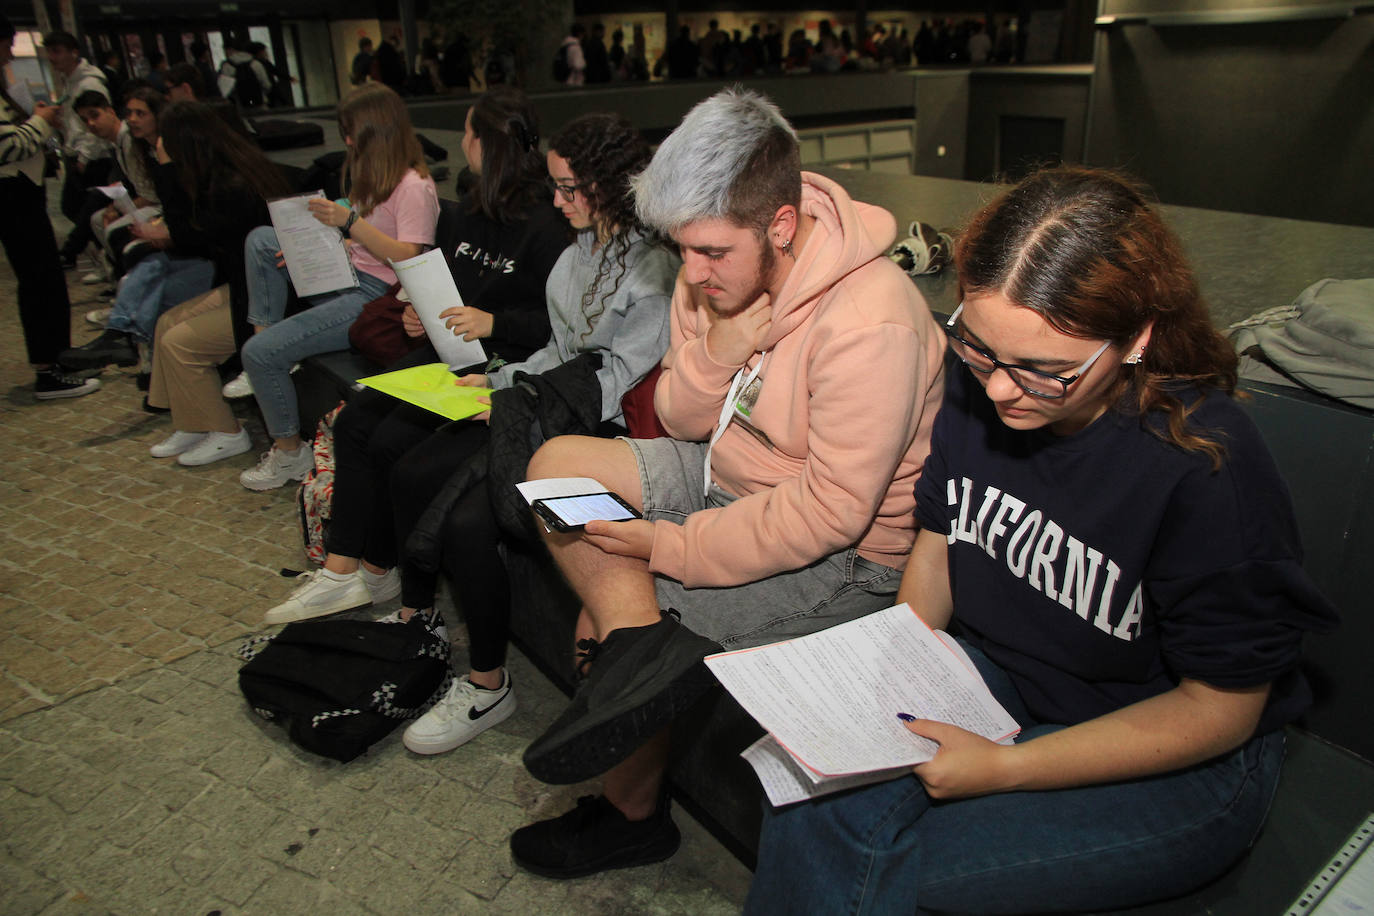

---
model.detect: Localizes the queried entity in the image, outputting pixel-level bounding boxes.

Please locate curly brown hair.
[955,165,1239,469]
[548,113,655,343]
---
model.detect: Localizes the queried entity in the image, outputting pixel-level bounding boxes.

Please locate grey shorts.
[623,436,901,650]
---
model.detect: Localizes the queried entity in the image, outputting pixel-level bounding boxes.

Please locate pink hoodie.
[649,172,947,587]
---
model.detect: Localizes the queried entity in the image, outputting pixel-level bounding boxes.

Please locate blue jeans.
[241,225,390,439]
[745,644,1285,915]
[107,253,215,342]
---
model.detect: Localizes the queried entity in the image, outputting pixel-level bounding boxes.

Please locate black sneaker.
[141,396,169,414]
[522,611,720,785]
[34,367,101,400]
[510,794,680,879]
[59,252,79,271]
[59,329,139,370]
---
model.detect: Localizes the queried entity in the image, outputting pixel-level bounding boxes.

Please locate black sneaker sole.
[510,821,681,879]
[523,660,717,785]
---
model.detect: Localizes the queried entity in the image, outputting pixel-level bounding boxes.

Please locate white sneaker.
[85,307,112,327]
[221,371,253,399]
[264,568,372,625]
[81,270,106,285]
[403,672,516,755]
[239,444,314,490]
[361,567,401,603]
[178,428,253,466]
[377,608,449,644]
[150,430,208,458]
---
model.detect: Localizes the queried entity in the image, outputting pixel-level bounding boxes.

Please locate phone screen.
[538,492,638,527]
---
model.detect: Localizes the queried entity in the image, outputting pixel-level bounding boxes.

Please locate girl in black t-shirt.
[747,166,1338,914]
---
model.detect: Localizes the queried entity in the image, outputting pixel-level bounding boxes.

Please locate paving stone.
[254,822,358,879]
[445,836,516,901]
[201,854,276,907]
[0,243,748,915]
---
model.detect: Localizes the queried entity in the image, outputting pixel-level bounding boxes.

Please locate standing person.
[582,23,610,83]
[236,83,439,491]
[350,38,374,86]
[559,24,587,86]
[260,86,569,622]
[218,36,269,108]
[0,16,99,399]
[666,26,698,79]
[508,88,946,876]
[143,101,291,464]
[99,49,125,103]
[45,30,114,269]
[189,41,220,99]
[746,166,1339,914]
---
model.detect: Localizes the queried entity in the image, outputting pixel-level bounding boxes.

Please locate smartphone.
[532,491,641,533]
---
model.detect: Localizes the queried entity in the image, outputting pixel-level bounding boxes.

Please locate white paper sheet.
[742,735,912,806]
[389,248,487,370]
[267,191,358,299]
[515,477,610,505]
[706,603,1020,779]
[96,183,147,224]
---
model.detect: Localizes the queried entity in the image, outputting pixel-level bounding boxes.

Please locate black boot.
[59,329,139,370]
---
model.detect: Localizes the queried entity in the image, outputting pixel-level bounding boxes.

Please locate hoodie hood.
[760,171,897,349]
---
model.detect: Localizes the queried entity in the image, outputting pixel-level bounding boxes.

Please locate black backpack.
[552,43,571,82]
[238,617,450,762]
[231,59,264,107]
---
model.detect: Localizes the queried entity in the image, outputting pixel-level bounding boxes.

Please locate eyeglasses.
[547,177,587,203]
[945,303,1112,400]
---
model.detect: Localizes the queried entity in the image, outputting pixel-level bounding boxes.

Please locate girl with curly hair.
[264,112,678,757]
[747,166,1338,914]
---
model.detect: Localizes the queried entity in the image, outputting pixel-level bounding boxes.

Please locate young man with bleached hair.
[510,88,947,877]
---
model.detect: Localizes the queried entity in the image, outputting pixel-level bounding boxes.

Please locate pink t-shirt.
[349,168,439,286]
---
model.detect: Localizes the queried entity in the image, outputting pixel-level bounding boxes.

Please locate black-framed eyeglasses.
[547,177,587,203]
[945,303,1112,400]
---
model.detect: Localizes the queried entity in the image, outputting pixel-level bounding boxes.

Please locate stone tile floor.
[0,205,750,914]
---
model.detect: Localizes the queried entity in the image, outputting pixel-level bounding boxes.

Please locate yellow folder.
[356,362,493,421]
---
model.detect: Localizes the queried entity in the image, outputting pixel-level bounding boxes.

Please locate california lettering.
[945,476,1144,641]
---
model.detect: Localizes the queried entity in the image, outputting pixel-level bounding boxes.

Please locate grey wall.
[1085,15,1374,227]
[407,71,918,140]
[965,66,1091,181]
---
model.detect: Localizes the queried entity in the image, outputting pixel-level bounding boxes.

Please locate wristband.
[342,209,358,238]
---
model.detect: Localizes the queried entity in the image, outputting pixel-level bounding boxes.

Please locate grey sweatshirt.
[488,229,678,425]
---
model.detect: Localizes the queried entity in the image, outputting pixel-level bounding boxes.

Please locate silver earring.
[781,238,795,259]
[1125,349,1144,365]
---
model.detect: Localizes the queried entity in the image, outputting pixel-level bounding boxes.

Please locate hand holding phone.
[532,491,641,533]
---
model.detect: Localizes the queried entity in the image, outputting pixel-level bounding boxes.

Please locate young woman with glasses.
[747,166,1338,914]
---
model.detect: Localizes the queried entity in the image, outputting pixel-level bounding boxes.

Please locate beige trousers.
[148,284,239,434]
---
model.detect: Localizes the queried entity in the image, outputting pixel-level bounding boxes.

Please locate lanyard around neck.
[703,351,769,497]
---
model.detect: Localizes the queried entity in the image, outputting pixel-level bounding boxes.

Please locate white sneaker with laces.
[150,430,208,458]
[221,371,253,399]
[403,672,516,755]
[85,307,112,327]
[361,567,401,603]
[239,444,314,490]
[264,568,371,625]
[178,428,253,466]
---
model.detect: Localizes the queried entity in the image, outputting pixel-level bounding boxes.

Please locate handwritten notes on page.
[267,191,358,299]
[390,248,487,370]
[705,603,1020,805]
